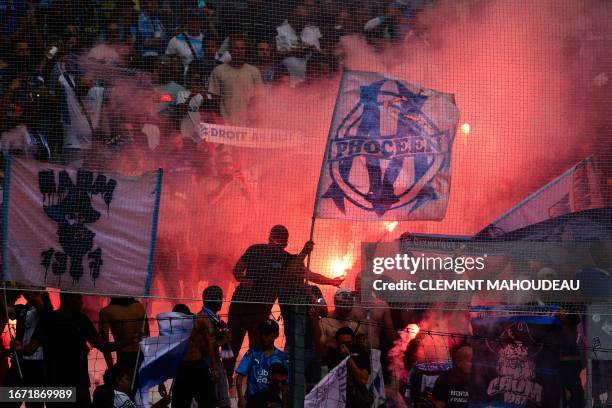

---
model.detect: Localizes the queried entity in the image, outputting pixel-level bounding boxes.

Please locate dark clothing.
[325,347,372,408]
[561,360,586,408]
[32,310,98,387]
[280,304,320,392]
[227,301,271,370]
[117,350,141,368]
[92,383,114,407]
[233,244,292,303]
[325,346,370,374]
[172,359,216,408]
[246,388,283,408]
[432,370,470,407]
[5,302,49,407]
[228,244,291,372]
[5,360,46,408]
[117,351,142,398]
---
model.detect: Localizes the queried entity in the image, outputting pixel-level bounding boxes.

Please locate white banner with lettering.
[196,122,304,148]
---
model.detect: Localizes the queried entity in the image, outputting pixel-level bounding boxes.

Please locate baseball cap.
[258,319,280,334]
[334,288,355,306]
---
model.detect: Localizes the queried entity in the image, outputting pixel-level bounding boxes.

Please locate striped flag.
[369,349,386,407]
[136,312,193,407]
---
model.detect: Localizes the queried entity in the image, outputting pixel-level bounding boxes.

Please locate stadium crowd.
[1,226,611,407]
[0,0,611,407]
[0,0,432,165]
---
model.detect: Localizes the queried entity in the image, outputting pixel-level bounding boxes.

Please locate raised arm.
[307,270,344,287]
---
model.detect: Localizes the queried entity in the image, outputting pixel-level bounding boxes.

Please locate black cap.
[258,319,280,334]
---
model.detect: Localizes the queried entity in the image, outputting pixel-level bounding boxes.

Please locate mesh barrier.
[0,0,612,406]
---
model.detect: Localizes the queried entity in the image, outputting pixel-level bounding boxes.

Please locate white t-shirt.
[276,21,321,81]
[114,390,135,408]
[56,72,105,150]
[166,33,204,69]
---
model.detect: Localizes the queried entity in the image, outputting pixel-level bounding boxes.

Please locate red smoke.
[68,0,612,311]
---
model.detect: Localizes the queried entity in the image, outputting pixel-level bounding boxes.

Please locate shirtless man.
[172,308,219,408]
[349,273,398,351]
[319,288,358,350]
[99,297,150,370]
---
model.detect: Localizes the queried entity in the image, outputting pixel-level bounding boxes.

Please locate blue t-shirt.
[137,11,165,55]
[236,347,288,399]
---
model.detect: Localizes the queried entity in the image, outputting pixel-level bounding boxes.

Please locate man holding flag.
[171,307,218,407]
[304,70,459,407]
[227,225,314,369]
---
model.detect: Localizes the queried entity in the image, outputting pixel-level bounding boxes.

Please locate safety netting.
[0,0,611,406]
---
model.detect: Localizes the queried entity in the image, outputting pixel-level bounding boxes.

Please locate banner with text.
[196,122,305,148]
[2,158,162,296]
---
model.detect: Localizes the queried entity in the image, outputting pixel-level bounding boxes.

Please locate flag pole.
[2,283,22,379]
[305,69,348,284]
[290,71,347,408]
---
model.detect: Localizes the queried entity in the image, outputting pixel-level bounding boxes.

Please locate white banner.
[3,158,162,296]
[478,155,604,237]
[196,122,304,148]
[305,356,348,408]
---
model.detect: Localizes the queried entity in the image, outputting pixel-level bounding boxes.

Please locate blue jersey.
[236,347,288,399]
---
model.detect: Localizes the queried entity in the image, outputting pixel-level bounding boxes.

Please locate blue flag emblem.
[315,71,459,221]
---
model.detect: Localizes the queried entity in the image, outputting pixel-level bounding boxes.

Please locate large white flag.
[314,70,460,221]
[2,158,162,296]
[136,312,194,408]
[477,156,604,238]
[305,356,349,408]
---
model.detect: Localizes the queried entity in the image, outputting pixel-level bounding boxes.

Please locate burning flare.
[330,253,352,278]
[384,221,399,232]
